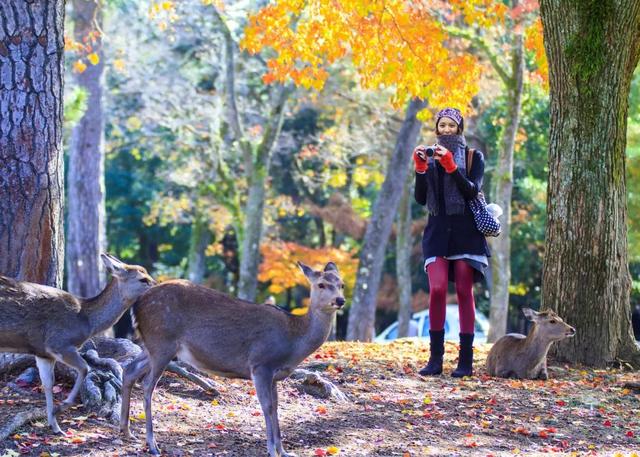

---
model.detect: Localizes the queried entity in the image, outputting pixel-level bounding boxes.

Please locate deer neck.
[81,280,131,335]
[293,306,334,356]
[524,325,554,361]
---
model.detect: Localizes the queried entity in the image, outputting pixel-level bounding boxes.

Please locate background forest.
[60,0,640,341]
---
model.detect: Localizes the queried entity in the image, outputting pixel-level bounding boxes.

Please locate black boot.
[451,333,474,378]
[418,330,445,376]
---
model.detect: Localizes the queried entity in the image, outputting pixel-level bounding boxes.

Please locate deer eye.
[139,278,151,284]
[318,283,325,289]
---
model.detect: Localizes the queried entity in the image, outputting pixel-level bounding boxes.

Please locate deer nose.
[335,297,345,308]
[566,327,576,337]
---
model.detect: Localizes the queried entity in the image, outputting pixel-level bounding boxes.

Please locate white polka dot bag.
[466,148,502,237]
[468,192,501,237]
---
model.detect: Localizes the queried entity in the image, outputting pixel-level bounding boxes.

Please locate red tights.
[426,257,476,334]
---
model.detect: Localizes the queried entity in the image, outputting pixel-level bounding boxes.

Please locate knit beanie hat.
[435,108,464,132]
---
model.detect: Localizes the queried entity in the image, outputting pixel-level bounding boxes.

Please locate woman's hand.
[413,146,428,174]
[434,145,457,173]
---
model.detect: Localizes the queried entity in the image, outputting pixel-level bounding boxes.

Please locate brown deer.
[120,261,345,457]
[0,253,155,433]
[486,308,576,380]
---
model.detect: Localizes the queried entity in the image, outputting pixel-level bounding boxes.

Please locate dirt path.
[1,341,639,457]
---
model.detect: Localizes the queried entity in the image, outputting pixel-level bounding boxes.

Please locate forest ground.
[1,340,639,457]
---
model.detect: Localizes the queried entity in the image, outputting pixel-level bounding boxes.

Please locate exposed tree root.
[290,368,349,402]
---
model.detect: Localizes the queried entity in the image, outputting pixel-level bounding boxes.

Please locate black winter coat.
[414,149,490,263]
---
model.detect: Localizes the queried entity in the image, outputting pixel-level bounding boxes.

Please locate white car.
[375,304,490,344]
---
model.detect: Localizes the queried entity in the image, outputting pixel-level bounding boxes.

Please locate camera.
[424,144,438,157]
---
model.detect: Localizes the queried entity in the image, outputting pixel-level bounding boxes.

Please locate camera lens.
[425,146,436,157]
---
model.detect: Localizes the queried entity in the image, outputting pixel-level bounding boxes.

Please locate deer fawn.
[0,253,155,433]
[120,261,345,457]
[486,308,575,380]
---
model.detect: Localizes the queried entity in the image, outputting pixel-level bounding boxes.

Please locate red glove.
[413,147,428,174]
[438,149,457,173]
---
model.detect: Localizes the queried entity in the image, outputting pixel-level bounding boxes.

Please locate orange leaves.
[258,241,358,297]
[524,18,548,87]
[314,446,340,456]
[241,0,484,110]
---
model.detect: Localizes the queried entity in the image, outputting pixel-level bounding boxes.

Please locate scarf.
[425,134,467,216]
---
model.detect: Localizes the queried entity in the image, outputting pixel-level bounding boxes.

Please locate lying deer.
[486,308,576,380]
[0,253,155,433]
[120,261,345,457]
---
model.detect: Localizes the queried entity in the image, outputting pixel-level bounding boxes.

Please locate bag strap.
[466,147,475,176]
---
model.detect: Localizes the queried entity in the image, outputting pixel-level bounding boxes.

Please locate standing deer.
[0,253,155,433]
[486,308,576,380]
[120,261,345,457]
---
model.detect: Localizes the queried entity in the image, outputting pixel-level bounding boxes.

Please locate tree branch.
[443,25,513,87]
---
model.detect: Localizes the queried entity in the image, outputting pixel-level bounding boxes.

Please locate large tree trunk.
[396,171,414,338]
[0,0,65,286]
[540,0,640,366]
[346,98,426,341]
[488,31,524,342]
[67,0,107,297]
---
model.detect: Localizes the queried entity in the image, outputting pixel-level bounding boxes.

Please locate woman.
[413,107,490,377]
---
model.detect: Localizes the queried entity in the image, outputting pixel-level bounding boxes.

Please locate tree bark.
[187,216,211,284]
[236,85,289,301]
[346,98,426,341]
[540,0,640,366]
[488,30,524,342]
[67,0,107,297]
[0,0,65,286]
[396,170,414,338]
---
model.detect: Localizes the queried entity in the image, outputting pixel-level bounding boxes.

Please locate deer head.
[523,308,576,341]
[297,261,345,314]
[100,253,155,301]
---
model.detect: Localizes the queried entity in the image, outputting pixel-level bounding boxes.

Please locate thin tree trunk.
[213,6,290,301]
[236,86,289,301]
[396,170,414,338]
[67,0,106,297]
[488,30,524,342]
[187,216,211,284]
[540,0,640,366]
[0,0,65,286]
[346,98,426,341]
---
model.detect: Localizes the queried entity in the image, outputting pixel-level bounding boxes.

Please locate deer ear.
[297,261,319,281]
[101,253,127,276]
[324,262,339,273]
[522,307,538,321]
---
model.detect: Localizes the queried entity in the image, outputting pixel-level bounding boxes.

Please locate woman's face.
[436,117,459,135]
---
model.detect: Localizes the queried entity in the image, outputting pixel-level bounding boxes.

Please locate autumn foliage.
[240,0,512,112]
[258,241,358,299]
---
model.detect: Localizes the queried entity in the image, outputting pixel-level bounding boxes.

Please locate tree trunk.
[187,216,211,284]
[346,98,426,341]
[67,0,106,297]
[540,0,640,366]
[488,31,524,342]
[0,0,65,286]
[236,87,289,301]
[396,170,414,338]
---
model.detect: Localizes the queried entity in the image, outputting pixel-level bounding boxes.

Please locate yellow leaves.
[113,58,126,73]
[258,241,358,297]
[126,116,143,131]
[241,0,484,110]
[73,60,87,74]
[87,52,99,65]
[291,307,309,315]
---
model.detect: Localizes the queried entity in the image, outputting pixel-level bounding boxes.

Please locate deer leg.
[142,353,173,455]
[271,380,297,457]
[121,352,150,440]
[35,356,63,434]
[252,367,279,457]
[55,348,89,405]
